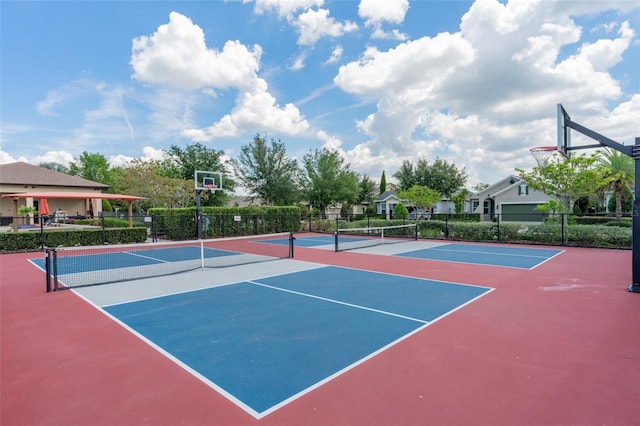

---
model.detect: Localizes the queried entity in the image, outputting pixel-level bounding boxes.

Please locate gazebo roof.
[1,192,145,202]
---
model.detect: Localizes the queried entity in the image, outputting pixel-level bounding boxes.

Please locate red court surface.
[2,236,639,426]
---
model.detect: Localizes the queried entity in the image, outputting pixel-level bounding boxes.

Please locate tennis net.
[46,232,294,291]
[334,223,418,252]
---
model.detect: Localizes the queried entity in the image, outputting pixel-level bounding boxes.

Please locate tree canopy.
[393,158,467,197]
[598,148,635,220]
[398,185,441,214]
[231,134,301,206]
[163,143,232,206]
[302,148,359,216]
[69,151,115,189]
[517,153,613,235]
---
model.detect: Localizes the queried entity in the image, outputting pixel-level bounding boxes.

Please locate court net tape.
[45,232,294,291]
[334,223,418,252]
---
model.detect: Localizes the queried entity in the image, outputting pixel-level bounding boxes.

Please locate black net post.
[289,231,295,258]
[40,218,45,251]
[45,248,52,293]
[52,248,59,291]
[334,230,339,252]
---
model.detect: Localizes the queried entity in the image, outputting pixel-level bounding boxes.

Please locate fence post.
[496,214,501,242]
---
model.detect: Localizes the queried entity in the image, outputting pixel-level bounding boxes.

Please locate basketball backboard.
[557,103,571,158]
[195,170,222,191]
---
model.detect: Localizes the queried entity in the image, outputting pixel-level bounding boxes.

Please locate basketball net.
[530,146,558,167]
[206,183,218,192]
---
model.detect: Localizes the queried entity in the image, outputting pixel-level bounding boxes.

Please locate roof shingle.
[0,162,109,189]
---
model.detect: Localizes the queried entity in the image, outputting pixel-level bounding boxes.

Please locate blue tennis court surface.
[103,266,492,418]
[259,234,368,247]
[394,243,563,269]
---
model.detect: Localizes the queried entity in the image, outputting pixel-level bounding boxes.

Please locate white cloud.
[294,8,358,46]
[358,0,409,26]
[359,0,409,40]
[248,0,324,18]
[0,150,27,165]
[182,78,309,141]
[131,12,262,91]
[333,0,639,187]
[324,45,343,65]
[132,11,309,143]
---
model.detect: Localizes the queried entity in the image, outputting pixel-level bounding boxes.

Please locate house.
[374,190,456,219]
[0,162,144,229]
[470,175,551,222]
[227,196,262,207]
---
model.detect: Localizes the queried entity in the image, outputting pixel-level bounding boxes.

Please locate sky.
[1,0,639,191]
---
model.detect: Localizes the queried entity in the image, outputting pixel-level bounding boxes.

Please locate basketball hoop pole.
[557,104,640,292]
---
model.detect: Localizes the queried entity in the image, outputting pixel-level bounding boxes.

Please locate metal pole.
[628,138,640,292]
[45,249,51,293]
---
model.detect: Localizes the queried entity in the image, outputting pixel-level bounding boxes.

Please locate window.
[518,184,529,196]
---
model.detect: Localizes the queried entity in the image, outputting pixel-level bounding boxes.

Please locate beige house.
[0,162,109,225]
[1,162,145,230]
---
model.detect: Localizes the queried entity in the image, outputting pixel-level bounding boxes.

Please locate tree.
[599,148,635,221]
[393,158,467,197]
[163,143,234,207]
[421,158,467,198]
[517,153,612,231]
[231,134,301,205]
[39,162,69,174]
[394,202,409,220]
[607,184,633,214]
[358,174,377,204]
[452,188,470,214]
[379,171,387,195]
[113,160,194,210]
[68,152,114,188]
[398,185,441,216]
[302,148,359,217]
[393,161,415,191]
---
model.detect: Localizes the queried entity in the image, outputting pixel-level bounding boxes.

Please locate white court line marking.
[247,280,429,324]
[427,247,553,259]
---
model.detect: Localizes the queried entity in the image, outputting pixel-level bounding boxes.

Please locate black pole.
[40,216,44,250]
[628,138,640,292]
[101,214,106,244]
[289,231,295,258]
[53,249,59,291]
[45,248,51,293]
[334,230,338,252]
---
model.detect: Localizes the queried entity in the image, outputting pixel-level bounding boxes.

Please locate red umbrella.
[39,198,50,216]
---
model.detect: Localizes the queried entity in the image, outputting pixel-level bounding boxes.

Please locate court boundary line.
[393,249,565,270]
[247,280,430,324]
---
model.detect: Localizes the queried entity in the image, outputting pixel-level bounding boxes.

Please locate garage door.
[501,204,544,222]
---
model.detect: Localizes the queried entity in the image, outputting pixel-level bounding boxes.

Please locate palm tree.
[599,148,635,221]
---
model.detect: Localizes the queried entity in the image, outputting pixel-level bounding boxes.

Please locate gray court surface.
[74,259,324,307]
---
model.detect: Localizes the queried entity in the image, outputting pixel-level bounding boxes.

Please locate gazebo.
[1,191,146,231]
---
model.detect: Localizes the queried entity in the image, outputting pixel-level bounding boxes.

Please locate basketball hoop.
[530,146,558,167]
[205,183,217,192]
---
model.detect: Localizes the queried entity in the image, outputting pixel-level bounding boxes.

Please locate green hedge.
[0,227,148,253]
[148,206,302,239]
[308,218,632,249]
